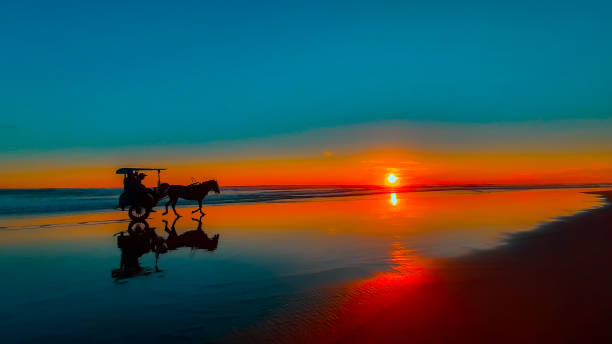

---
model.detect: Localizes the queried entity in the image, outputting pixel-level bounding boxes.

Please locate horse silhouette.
[162,179,220,217]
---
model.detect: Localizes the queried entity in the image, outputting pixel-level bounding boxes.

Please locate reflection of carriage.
[116,167,169,221]
[112,218,220,280]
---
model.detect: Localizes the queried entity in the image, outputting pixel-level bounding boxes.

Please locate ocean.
[1,185,608,216]
[0,186,380,216]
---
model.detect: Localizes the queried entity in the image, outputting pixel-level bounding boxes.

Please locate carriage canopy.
[115,168,166,175]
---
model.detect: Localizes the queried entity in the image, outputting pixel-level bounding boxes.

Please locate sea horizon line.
[1,183,612,191]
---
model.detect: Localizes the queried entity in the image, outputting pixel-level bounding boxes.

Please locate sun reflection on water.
[390,193,398,206]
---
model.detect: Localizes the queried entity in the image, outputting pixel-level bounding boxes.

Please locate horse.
[162,179,220,217]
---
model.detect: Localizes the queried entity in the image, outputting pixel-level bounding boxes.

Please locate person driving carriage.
[123,171,147,191]
[119,171,149,210]
[122,171,133,189]
[136,173,147,189]
[116,167,172,220]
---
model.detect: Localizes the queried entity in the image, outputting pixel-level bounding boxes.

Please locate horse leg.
[191,199,201,214]
[172,199,181,217]
[192,199,203,214]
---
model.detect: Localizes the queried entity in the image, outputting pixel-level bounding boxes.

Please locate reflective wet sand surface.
[0,188,606,342]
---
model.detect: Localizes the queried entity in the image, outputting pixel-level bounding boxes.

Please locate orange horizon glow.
[0,148,611,188]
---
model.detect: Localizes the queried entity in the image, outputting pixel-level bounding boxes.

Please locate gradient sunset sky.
[1,0,611,187]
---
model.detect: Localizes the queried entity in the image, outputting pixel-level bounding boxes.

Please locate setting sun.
[387,173,399,184]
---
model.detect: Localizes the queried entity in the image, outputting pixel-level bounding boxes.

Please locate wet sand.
[0,189,608,343]
[251,191,612,343]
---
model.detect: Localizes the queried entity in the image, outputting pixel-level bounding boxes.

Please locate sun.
[387,173,399,184]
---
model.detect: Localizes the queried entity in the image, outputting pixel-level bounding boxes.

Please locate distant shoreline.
[1,185,611,217]
[1,183,612,190]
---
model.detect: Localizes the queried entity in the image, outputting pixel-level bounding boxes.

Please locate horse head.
[209,179,221,194]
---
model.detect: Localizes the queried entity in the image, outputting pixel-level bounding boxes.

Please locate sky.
[1,0,611,187]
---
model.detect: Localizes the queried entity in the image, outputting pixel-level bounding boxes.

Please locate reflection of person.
[112,222,167,279]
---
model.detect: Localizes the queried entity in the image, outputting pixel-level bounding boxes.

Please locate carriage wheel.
[128,220,149,233]
[128,205,150,221]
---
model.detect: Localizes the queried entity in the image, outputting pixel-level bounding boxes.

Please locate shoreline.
[1,188,605,234]
[244,191,612,343]
[2,185,610,218]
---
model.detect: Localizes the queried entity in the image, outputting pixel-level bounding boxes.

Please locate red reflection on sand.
[290,242,448,344]
[283,192,612,344]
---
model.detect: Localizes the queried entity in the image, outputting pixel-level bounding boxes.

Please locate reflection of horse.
[163,179,220,217]
[163,215,220,251]
[112,217,220,280]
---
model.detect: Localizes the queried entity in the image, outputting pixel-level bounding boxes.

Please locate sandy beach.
[256,191,612,343]
[1,188,610,343]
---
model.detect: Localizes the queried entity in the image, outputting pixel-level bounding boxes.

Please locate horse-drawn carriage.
[116,167,169,221]
[116,167,220,220]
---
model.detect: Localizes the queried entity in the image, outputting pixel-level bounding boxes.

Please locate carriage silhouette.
[116,167,168,221]
[116,167,220,220]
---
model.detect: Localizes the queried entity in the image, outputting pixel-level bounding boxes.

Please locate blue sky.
[1,0,611,153]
